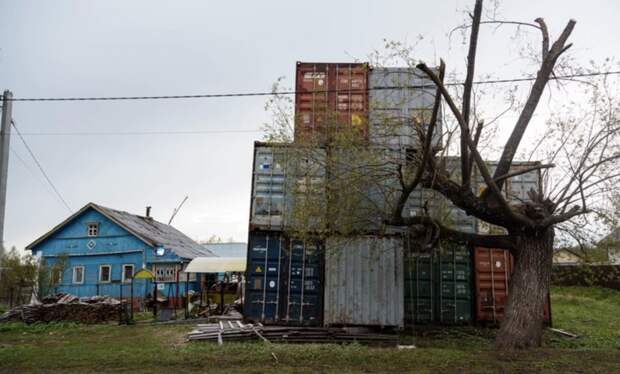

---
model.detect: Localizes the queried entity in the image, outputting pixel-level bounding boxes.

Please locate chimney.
[145,206,152,219]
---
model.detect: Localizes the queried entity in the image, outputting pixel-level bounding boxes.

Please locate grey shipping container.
[324,236,404,328]
[249,142,326,231]
[244,230,324,326]
[369,67,442,150]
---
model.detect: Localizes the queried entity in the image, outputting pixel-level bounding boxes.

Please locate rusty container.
[474,247,550,323]
[294,62,368,142]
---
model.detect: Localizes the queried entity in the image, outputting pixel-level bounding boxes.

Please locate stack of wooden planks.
[0,293,123,324]
[187,321,398,346]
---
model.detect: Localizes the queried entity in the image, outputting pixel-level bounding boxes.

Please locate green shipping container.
[404,241,472,324]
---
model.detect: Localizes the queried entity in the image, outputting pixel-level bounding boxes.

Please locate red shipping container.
[294,62,368,142]
[474,247,550,323]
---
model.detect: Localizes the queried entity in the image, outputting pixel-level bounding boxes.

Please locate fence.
[552,265,620,290]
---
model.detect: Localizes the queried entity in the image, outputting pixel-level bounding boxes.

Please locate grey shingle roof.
[92,204,216,260]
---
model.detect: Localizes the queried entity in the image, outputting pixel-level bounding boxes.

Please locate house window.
[87,223,99,237]
[51,269,63,285]
[99,265,111,283]
[72,266,84,284]
[122,264,134,283]
[154,263,178,283]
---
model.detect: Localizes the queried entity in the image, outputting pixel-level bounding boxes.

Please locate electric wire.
[10,119,73,213]
[3,71,619,102]
[18,129,262,136]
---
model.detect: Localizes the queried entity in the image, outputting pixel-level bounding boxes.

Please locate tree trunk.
[495,228,554,350]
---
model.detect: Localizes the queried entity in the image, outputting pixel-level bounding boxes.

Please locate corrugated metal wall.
[249,142,326,231]
[324,236,404,327]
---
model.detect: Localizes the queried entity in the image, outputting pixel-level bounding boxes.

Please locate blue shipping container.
[245,231,323,326]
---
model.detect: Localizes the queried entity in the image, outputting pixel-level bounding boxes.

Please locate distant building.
[598,228,620,265]
[201,242,247,258]
[553,248,583,266]
[26,203,215,299]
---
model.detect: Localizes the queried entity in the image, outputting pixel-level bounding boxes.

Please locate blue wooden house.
[26,203,215,301]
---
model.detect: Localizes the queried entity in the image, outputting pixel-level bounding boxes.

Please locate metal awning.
[183,257,247,273]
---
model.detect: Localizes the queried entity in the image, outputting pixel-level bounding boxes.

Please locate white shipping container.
[324,236,405,328]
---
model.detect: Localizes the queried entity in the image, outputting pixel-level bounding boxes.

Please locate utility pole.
[0,90,13,249]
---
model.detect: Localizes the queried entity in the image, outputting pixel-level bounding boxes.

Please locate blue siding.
[32,207,201,298]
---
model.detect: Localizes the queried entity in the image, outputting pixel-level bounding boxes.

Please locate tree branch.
[534,18,549,60]
[416,63,527,226]
[493,163,555,184]
[390,62,446,224]
[461,0,483,190]
[493,19,576,191]
[397,215,517,250]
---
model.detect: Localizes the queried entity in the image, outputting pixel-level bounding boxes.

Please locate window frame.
[122,264,135,283]
[50,268,63,285]
[99,264,111,283]
[154,263,179,283]
[72,266,85,284]
[87,222,99,237]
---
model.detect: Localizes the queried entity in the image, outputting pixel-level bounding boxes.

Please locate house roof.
[26,203,216,260]
[201,242,247,258]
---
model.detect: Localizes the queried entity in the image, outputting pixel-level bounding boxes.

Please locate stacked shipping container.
[324,236,404,327]
[474,247,551,323]
[245,231,324,326]
[245,61,550,328]
[295,62,369,142]
[404,241,473,324]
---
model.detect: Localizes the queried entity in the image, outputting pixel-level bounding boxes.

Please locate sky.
[1,0,619,253]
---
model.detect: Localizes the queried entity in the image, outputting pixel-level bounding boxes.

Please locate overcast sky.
[1,0,619,252]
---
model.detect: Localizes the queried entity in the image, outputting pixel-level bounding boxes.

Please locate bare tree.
[384,0,620,349]
[263,0,620,350]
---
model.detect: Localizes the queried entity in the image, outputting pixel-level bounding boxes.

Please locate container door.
[436,244,472,324]
[474,247,551,323]
[474,247,512,322]
[245,232,285,323]
[280,238,323,326]
[251,146,288,230]
[295,62,368,142]
[404,251,434,324]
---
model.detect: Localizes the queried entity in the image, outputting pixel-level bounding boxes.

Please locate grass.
[0,287,618,373]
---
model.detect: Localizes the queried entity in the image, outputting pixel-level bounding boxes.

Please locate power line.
[10,119,73,213]
[18,129,262,136]
[3,71,620,102]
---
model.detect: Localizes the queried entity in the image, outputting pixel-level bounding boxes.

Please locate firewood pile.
[187,321,399,346]
[0,293,123,324]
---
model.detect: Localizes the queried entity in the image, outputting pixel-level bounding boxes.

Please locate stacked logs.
[0,293,123,324]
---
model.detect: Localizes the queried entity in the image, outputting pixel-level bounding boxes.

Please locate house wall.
[31,208,200,299]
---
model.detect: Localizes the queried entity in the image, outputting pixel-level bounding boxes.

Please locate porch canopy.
[183,257,246,273]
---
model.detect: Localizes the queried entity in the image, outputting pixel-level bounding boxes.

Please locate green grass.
[0,287,619,373]
[546,286,620,349]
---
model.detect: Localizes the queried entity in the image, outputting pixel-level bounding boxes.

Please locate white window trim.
[87,222,99,237]
[72,266,85,284]
[122,264,134,283]
[99,264,112,283]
